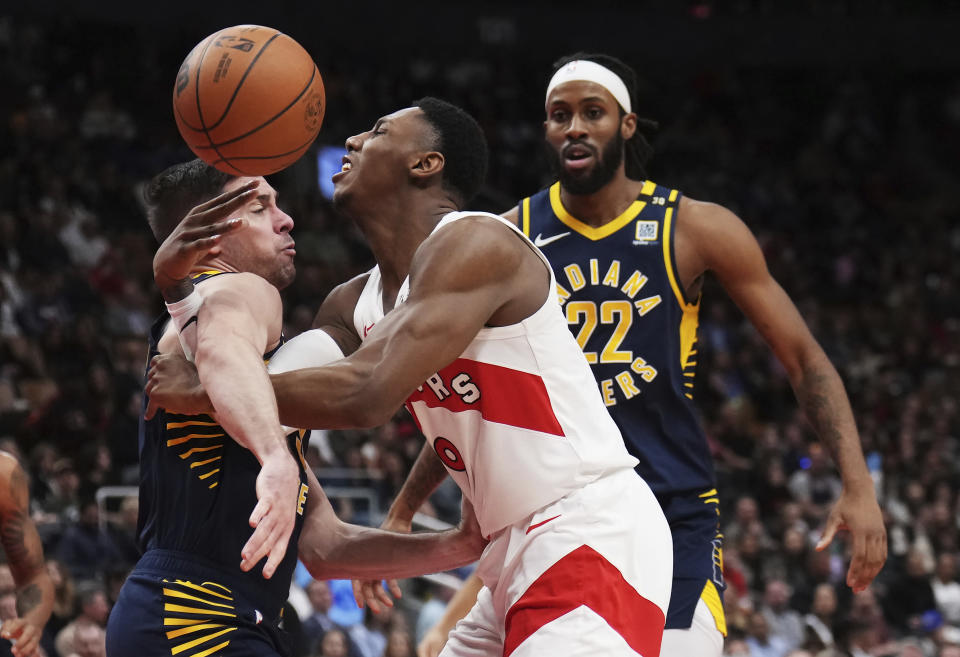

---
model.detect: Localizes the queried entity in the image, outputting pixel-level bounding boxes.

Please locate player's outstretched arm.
[684,200,887,592]
[416,572,484,657]
[298,466,486,582]
[0,454,54,657]
[268,215,543,431]
[192,274,301,580]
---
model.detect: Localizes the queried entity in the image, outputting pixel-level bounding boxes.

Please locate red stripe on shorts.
[503,544,665,657]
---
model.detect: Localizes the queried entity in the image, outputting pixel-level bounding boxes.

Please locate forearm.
[302,522,481,581]
[433,573,483,636]
[271,360,391,430]
[15,571,53,631]
[197,335,288,461]
[791,349,872,488]
[386,443,449,525]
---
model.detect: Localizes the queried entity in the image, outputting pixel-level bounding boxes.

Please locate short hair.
[551,52,657,181]
[143,159,235,242]
[413,97,488,206]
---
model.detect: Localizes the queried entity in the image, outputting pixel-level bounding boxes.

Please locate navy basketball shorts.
[106,550,289,657]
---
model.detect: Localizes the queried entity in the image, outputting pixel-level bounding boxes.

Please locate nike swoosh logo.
[533,231,571,247]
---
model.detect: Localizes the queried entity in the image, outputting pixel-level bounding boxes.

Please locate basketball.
[172,25,325,176]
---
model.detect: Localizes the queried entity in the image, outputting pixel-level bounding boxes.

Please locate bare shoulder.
[197,272,279,300]
[0,451,27,510]
[500,205,520,227]
[311,271,371,348]
[422,214,526,269]
[677,196,766,278]
[677,196,744,233]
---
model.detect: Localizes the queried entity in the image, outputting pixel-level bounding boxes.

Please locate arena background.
[1,2,958,656]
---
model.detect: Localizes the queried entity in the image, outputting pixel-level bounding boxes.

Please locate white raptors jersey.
[354,212,639,537]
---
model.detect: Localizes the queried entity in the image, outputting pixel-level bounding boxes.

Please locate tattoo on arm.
[1,466,45,582]
[797,369,844,452]
[16,583,41,616]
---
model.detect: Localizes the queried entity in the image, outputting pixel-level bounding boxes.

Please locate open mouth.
[562,143,595,171]
[332,156,353,183]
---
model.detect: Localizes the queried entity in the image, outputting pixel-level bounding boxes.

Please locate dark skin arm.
[675,197,886,592]
[268,216,548,430]
[0,453,54,657]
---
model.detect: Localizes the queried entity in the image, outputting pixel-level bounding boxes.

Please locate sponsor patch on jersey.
[634,220,659,243]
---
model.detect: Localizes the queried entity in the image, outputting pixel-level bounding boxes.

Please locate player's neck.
[355,197,454,309]
[558,175,647,228]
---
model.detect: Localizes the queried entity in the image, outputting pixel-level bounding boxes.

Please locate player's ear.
[621,112,638,140]
[411,151,445,182]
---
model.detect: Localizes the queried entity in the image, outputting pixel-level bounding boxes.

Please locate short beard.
[546,131,625,196]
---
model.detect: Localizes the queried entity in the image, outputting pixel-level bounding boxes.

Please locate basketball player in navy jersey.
[107,160,488,657]
[383,55,887,657]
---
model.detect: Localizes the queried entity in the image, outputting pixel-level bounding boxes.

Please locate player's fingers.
[861,530,887,588]
[262,532,290,580]
[846,529,868,590]
[249,498,270,528]
[191,180,258,215]
[0,618,23,638]
[11,626,38,657]
[197,187,258,222]
[183,219,244,243]
[144,396,160,421]
[372,582,394,609]
[387,578,403,599]
[352,579,366,609]
[815,514,841,551]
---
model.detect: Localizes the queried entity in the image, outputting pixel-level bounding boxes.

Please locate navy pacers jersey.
[521,182,726,632]
[136,271,311,622]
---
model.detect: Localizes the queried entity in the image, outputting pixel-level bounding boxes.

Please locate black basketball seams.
[202,31,284,132]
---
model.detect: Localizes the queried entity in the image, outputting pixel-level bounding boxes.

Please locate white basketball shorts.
[441,467,673,657]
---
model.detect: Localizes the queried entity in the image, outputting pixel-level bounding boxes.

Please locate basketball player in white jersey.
[146,97,673,656]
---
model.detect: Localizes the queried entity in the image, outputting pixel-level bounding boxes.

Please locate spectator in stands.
[54,583,109,657]
[885,548,939,635]
[313,628,349,657]
[67,622,106,657]
[803,583,838,651]
[933,552,960,626]
[55,497,123,581]
[762,579,805,651]
[746,610,792,657]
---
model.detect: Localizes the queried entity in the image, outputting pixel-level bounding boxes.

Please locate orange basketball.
[172,25,325,176]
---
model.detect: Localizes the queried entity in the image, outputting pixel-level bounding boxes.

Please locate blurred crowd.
[0,10,958,657]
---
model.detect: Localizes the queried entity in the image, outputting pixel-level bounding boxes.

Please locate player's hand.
[153,179,257,297]
[816,483,887,593]
[417,625,449,657]
[1,618,42,657]
[352,515,409,613]
[144,353,212,419]
[241,451,301,579]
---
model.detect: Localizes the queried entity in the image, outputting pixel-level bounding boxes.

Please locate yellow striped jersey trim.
[179,445,223,459]
[701,580,727,636]
[166,433,225,447]
[189,456,222,469]
[166,421,220,429]
[548,181,656,240]
[698,489,718,498]
[521,197,531,237]
[192,270,224,279]
[198,469,220,480]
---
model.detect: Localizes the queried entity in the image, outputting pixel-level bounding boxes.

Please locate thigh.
[440,587,502,657]
[658,598,724,657]
[510,606,651,657]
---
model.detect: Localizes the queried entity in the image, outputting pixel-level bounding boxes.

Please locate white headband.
[545,60,632,113]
